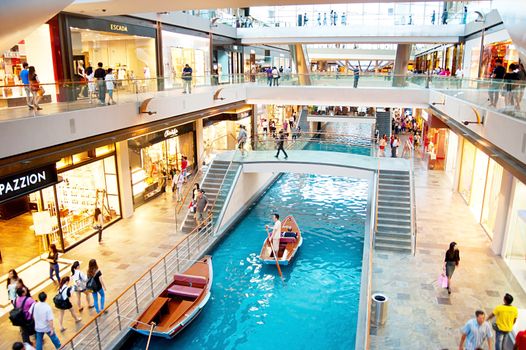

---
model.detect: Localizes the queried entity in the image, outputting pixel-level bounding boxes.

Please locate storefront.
[162,29,210,87]
[62,15,158,98]
[0,24,56,108]
[128,123,196,207]
[0,144,121,274]
[480,40,519,78]
[203,106,253,161]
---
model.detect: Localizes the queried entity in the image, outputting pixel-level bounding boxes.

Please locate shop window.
[481,160,503,239]
[468,149,488,219]
[458,140,476,203]
[504,179,526,291]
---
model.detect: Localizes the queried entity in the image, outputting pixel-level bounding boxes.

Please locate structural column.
[115,141,134,219]
[392,44,412,87]
[289,44,311,85]
[195,118,204,167]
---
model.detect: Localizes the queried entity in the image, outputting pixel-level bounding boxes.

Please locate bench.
[174,274,208,288]
[138,297,170,324]
[167,285,203,299]
[280,237,297,244]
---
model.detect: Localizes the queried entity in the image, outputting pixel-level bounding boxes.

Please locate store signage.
[0,164,58,204]
[3,51,21,58]
[164,128,178,139]
[110,24,128,32]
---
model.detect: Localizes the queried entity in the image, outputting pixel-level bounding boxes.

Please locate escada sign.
[110,24,128,32]
[0,164,58,204]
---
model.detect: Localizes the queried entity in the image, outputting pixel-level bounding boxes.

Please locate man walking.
[182,64,193,94]
[489,59,506,107]
[194,189,209,229]
[19,62,32,109]
[94,62,106,105]
[353,67,360,88]
[30,292,61,350]
[487,293,518,350]
[274,130,288,159]
[459,310,493,350]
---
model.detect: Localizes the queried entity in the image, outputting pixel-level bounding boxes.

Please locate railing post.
[133,284,139,314]
[116,300,122,331]
[176,248,180,272]
[163,256,168,284]
[95,318,103,350]
[149,270,154,298]
[187,237,191,260]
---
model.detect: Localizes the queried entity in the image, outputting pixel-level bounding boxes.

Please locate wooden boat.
[131,256,213,339]
[260,215,303,266]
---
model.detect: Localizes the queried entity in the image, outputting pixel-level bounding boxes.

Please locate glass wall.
[458,139,476,203]
[469,149,488,219]
[504,179,526,291]
[480,160,503,239]
[162,30,210,87]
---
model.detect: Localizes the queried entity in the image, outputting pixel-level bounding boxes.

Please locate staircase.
[375,170,413,253]
[180,159,239,234]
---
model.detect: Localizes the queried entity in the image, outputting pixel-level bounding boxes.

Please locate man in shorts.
[194,189,209,229]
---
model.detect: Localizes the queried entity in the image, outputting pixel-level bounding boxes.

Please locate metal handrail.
[374,159,380,234]
[409,156,417,256]
[60,212,216,350]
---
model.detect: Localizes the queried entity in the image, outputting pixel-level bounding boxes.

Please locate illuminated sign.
[110,24,128,32]
[164,128,178,139]
[0,164,58,204]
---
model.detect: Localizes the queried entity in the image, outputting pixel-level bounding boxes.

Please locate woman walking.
[28,66,43,110]
[14,287,36,345]
[444,242,460,294]
[7,269,19,306]
[71,261,92,311]
[55,277,81,331]
[93,208,104,243]
[378,134,387,157]
[87,259,106,313]
[46,244,60,283]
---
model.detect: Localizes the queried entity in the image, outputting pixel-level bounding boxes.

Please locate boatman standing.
[265,213,282,256]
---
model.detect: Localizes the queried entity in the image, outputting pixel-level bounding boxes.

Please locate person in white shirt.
[105,68,116,105]
[265,213,282,257]
[12,342,35,350]
[30,292,61,350]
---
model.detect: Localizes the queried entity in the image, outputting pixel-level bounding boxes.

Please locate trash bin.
[371,293,389,326]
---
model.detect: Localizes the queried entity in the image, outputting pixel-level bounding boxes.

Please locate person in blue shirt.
[19,62,32,109]
[459,310,493,350]
[353,67,360,88]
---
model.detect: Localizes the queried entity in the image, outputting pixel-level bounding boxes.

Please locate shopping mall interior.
[1,0,526,349]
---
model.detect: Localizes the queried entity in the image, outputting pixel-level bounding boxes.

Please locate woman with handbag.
[28,66,43,111]
[93,208,104,243]
[87,259,106,313]
[71,261,92,312]
[444,241,460,294]
[54,277,81,331]
[14,287,36,345]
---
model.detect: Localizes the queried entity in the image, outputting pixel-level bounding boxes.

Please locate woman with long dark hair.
[6,269,19,306]
[46,244,60,283]
[28,66,42,110]
[87,259,106,313]
[55,276,81,331]
[71,261,92,311]
[444,242,460,294]
[16,278,31,298]
[93,208,104,243]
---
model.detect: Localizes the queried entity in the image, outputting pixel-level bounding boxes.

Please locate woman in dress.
[56,276,82,331]
[444,242,460,294]
[71,261,92,311]
[6,269,19,306]
[28,66,42,110]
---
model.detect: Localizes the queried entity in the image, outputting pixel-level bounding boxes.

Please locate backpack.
[9,296,29,326]
[53,287,69,309]
[86,275,100,292]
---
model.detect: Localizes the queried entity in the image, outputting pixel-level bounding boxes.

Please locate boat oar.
[145,322,156,350]
[266,227,285,282]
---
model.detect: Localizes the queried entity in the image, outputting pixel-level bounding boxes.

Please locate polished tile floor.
[370,158,526,349]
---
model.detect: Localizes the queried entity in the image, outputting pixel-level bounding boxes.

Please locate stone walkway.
[0,181,199,349]
[370,158,526,349]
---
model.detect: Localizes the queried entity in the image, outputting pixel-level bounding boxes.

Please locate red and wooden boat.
[130,256,213,339]
[260,215,303,266]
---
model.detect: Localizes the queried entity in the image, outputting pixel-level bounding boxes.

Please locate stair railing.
[374,159,380,234]
[409,156,417,256]
[210,149,240,230]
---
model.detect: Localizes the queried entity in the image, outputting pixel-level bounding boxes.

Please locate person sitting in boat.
[265,213,282,257]
[283,226,297,239]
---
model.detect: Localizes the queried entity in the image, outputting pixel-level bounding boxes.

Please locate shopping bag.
[438,273,448,289]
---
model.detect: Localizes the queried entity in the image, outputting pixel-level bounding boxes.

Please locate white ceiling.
[65,0,445,16]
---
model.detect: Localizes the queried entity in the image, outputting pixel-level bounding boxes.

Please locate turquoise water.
[303,141,372,156]
[125,173,368,350]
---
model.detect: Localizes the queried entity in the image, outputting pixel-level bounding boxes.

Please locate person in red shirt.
[515,330,526,350]
[181,156,188,183]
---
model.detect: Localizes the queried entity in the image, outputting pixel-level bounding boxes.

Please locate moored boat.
[130,255,213,339]
[260,215,302,266]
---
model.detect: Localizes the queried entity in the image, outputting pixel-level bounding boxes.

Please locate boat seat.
[174,274,208,288]
[167,285,203,299]
[138,297,170,324]
[280,237,297,244]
